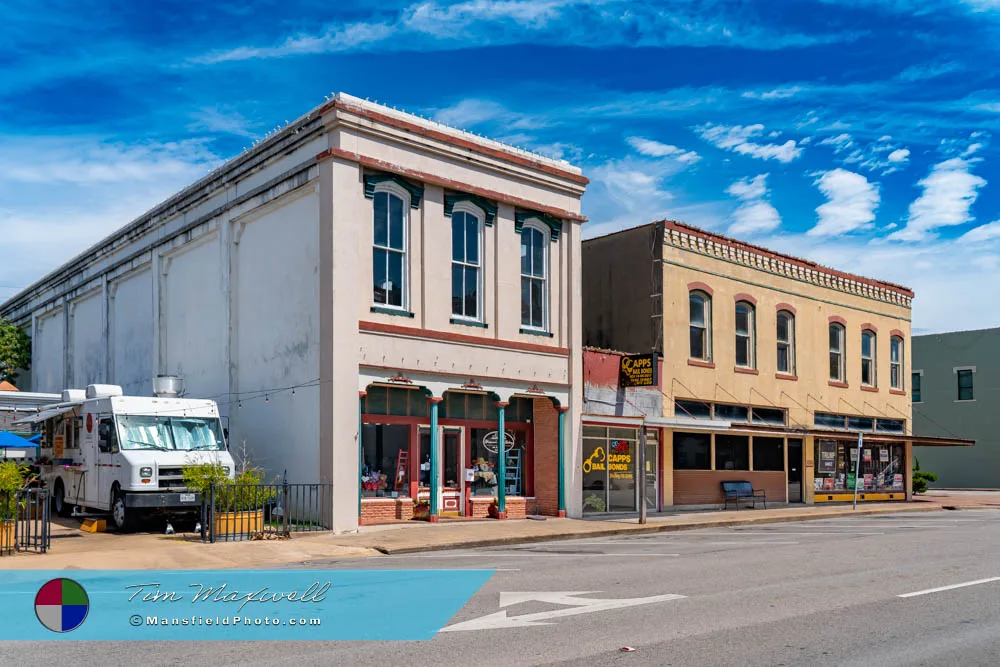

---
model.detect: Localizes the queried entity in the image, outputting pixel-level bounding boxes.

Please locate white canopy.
[12,403,80,426]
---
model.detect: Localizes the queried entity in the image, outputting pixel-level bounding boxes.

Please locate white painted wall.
[33,308,65,393]
[232,190,321,485]
[69,290,105,387]
[110,267,154,396]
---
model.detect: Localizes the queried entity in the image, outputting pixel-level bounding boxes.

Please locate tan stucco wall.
[661,242,912,432]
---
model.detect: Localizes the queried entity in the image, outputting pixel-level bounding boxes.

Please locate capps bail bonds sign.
[618,353,658,388]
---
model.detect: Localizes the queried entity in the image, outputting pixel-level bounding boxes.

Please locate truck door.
[93,415,120,510]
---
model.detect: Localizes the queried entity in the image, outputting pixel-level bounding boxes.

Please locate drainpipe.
[496,402,508,519]
[429,397,442,523]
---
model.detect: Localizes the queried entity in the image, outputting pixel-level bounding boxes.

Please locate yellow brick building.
[582,220,970,508]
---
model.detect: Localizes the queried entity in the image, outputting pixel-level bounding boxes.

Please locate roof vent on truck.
[152,375,184,398]
[61,389,86,402]
[85,384,124,399]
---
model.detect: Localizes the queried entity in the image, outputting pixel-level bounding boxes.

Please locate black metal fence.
[201,482,333,542]
[1,488,51,556]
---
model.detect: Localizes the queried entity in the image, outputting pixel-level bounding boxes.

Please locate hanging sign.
[482,430,515,454]
[879,448,889,463]
[619,353,658,388]
[818,440,837,474]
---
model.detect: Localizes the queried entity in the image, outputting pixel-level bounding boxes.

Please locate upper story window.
[451,205,483,321]
[829,323,846,382]
[689,291,712,361]
[735,301,755,368]
[520,222,548,331]
[861,329,877,387]
[776,310,795,375]
[890,336,903,390]
[912,371,922,403]
[372,185,408,309]
[956,367,975,401]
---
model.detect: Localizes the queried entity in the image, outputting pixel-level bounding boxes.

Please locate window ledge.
[519,328,553,338]
[371,306,414,318]
[889,389,906,396]
[861,385,879,393]
[451,318,488,329]
[734,367,759,375]
[828,380,849,388]
[775,373,798,381]
[687,359,715,369]
[954,399,976,403]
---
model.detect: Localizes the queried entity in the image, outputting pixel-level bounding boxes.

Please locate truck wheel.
[52,482,71,518]
[110,487,137,533]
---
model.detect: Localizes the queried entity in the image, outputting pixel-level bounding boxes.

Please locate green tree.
[912,456,938,495]
[0,318,31,385]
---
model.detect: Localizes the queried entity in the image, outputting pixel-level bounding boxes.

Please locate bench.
[721,481,766,510]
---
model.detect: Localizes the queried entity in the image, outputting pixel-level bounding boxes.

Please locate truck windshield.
[116,415,226,451]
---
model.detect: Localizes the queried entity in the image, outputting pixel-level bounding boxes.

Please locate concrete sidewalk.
[1,499,957,569]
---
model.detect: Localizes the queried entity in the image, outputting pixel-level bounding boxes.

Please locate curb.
[369,504,943,555]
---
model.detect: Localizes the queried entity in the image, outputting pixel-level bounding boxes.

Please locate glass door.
[418,427,464,516]
[644,429,659,512]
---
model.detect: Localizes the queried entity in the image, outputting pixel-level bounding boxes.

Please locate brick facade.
[532,398,560,516]
[360,498,414,524]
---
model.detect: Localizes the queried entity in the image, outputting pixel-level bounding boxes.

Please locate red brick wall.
[360,499,415,524]
[533,398,560,516]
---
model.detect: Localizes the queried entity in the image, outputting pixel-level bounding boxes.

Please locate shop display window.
[715,434,749,471]
[814,439,905,492]
[360,424,409,497]
[752,437,784,471]
[673,432,711,470]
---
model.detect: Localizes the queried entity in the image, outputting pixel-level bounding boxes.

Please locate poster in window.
[864,473,874,489]
[893,474,904,489]
[849,447,858,461]
[847,473,857,489]
[822,478,835,491]
[815,479,824,491]
[863,448,872,463]
[879,448,889,463]
[818,440,837,473]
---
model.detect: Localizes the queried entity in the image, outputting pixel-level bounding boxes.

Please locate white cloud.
[741,86,803,100]
[187,106,258,139]
[726,174,781,236]
[809,169,880,237]
[820,133,910,175]
[626,137,701,164]
[819,133,855,152]
[695,123,804,163]
[189,1,863,64]
[889,156,987,241]
[959,219,1000,243]
[888,148,910,163]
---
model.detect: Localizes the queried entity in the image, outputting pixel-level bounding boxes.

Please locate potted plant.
[487,499,500,519]
[0,461,27,551]
[412,499,430,520]
[183,455,275,538]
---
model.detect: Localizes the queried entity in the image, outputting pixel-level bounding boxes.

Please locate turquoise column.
[496,402,508,518]
[429,397,442,522]
[557,405,568,517]
[358,392,366,519]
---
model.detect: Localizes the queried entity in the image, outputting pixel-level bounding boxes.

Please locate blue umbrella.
[0,431,38,448]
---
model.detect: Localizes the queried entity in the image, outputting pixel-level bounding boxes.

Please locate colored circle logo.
[35,578,89,633]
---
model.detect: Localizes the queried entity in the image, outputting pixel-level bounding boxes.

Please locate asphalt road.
[5,510,1000,666]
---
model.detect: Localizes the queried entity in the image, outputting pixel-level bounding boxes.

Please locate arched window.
[890,336,903,390]
[372,184,408,309]
[520,221,548,330]
[451,203,484,321]
[735,301,756,368]
[861,329,877,387]
[829,323,846,382]
[689,291,712,360]
[776,310,795,375]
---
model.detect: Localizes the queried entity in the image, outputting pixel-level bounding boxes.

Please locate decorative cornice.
[444,192,497,226]
[662,221,913,307]
[515,209,563,241]
[687,281,714,297]
[363,173,423,208]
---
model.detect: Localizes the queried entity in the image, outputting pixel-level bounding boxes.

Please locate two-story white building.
[0,94,589,531]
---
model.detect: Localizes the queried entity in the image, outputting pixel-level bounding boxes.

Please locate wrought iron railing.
[0,488,51,556]
[201,482,333,542]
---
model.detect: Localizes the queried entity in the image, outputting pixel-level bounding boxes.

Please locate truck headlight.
[140,467,153,477]
[222,467,231,476]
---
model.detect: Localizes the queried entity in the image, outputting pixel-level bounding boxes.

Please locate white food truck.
[15,384,235,531]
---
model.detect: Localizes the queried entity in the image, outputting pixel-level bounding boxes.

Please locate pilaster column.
[429,397,443,523]
[358,391,366,518]
[557,406,570,517]
[496,401,508,519]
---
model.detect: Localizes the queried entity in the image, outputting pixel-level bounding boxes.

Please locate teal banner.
[0,569,492,640]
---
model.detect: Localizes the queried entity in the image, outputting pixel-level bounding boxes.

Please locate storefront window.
[582,426,638,513]
[715,435,749,471]
[675,399,712,419]
[673,432,711,470]
[361,424,409,497]
[752,437,784,471]
[814,439,905,492]
[714,403,749,422]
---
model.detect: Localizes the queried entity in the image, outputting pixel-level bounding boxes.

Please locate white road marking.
[898,577,1000,598]
[381,552,680,558]
[441,591,687,632]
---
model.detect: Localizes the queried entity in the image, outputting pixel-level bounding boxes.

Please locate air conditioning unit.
[153,375,184,398]
[86,384,124,399]
[62,389,86,403]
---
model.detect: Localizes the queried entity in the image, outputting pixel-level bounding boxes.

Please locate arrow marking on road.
[440,591,686,632]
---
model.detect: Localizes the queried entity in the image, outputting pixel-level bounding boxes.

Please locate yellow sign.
[53,435,65,459]
[608,441,633,479]
[619,353,658,388]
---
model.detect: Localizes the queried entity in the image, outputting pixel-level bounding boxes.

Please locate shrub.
[0,461,27,520]
[912,457,938,495]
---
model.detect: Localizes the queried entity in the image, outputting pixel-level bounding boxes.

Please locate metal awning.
[12,403,80,426]
[646,416,732,431]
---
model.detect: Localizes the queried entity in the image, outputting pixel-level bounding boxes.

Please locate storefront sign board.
[619,353,658,388]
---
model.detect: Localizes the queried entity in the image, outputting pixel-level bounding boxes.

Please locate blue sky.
[3,0,1000,333]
